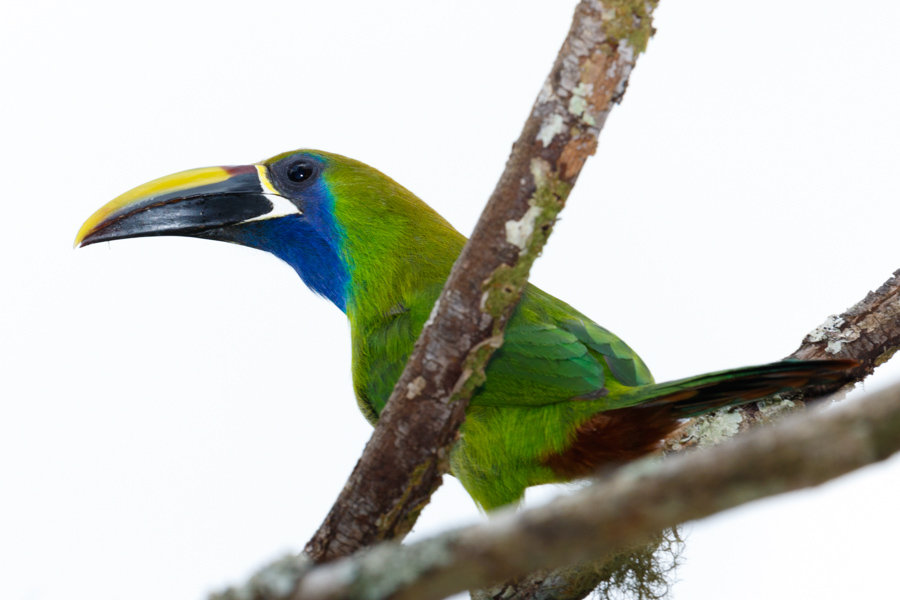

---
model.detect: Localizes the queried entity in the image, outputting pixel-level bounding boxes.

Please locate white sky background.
[2,1,899,599]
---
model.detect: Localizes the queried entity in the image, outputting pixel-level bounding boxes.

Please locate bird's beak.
[74,164,300,248]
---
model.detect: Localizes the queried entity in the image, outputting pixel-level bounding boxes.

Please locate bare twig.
[305,0,660,562]
[212,380,900,600]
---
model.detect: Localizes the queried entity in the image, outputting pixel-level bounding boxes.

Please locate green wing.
[472,284,654,407]
[352,282,654,415]
[560,318,654,389]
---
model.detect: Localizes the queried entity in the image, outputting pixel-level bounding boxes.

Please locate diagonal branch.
[212,379,900,600]
[305,0,660,562]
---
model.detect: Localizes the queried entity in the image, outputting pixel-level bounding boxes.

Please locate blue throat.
[227,215,349,312]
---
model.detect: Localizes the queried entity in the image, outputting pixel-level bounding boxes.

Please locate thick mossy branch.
[304,0,657,563]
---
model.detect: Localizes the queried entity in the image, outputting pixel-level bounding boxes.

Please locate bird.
[75,149,855,511]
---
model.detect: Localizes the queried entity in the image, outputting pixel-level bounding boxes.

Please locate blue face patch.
[225,214,350,312]
[207,154,352,311]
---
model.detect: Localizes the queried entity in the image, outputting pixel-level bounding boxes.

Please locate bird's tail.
[621,358,857,418]
[542,358,858,481]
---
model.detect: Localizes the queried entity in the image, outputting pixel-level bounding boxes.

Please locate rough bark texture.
[211,381,900,600]
[790,269,900,368]
[304,0,659,563]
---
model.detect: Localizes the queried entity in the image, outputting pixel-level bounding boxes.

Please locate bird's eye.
[287,161,314,183]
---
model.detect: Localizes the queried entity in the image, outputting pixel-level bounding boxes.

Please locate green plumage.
[77,149,855,512]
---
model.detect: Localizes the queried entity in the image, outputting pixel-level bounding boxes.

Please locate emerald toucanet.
[76,150,854,510]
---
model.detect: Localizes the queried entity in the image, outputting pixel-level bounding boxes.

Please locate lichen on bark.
[599,0,659,55]
[482,160,570,320]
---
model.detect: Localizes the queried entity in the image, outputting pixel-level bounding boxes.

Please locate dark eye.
[287,161,315,183]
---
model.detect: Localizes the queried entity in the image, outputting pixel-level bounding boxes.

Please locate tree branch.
[212,379,900,600]
[305,0,660,562]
